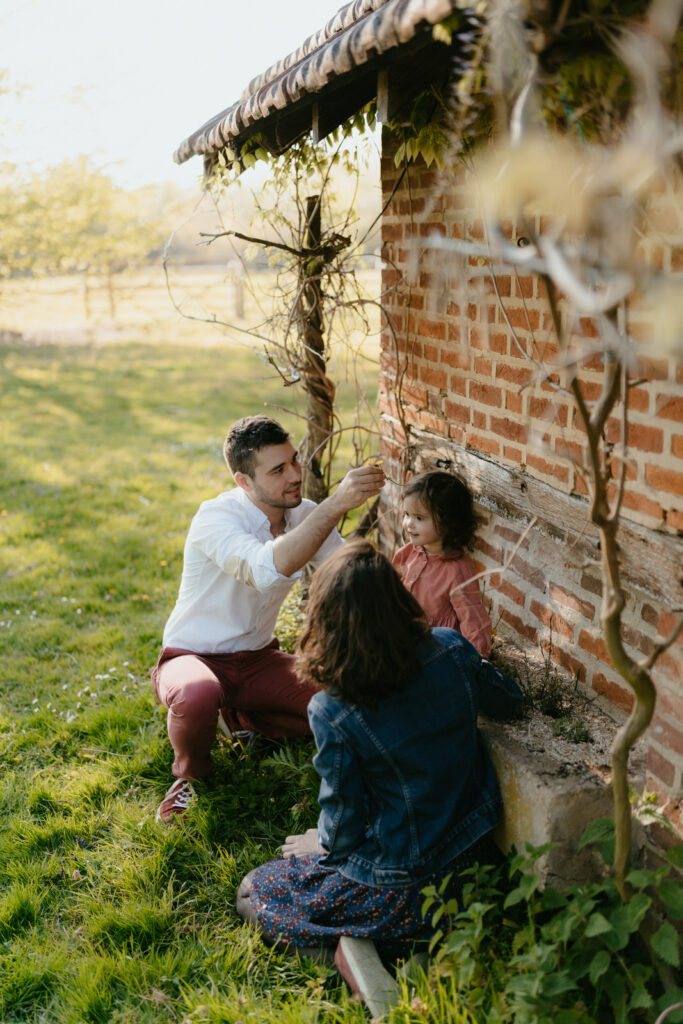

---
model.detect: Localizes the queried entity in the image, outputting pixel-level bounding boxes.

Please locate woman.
[236,540,522,957]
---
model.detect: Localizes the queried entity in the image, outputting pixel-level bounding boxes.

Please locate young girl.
[393,470,492,658]
[235,541,522,958]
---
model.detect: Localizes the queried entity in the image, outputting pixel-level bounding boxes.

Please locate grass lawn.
[0,282,392,1023]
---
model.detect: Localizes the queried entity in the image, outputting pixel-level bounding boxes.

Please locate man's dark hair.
[223,416,290,476]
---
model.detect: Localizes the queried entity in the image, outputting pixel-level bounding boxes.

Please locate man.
[152,415,385,824]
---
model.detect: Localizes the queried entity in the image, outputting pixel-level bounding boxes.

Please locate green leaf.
[626,892,651,930]
[579,818,614,850]
[664,845,683,870]
[626,868,658,889]
[584,912,612,937]
[652,922,681,967]
[589,950,611,984]
[628,985,654,1011]
[541,887,568,910]
[660,880,683,919]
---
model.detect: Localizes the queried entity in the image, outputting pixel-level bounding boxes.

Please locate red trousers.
[151,640,317,780]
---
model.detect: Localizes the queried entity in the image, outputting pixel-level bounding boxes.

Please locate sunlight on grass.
[0,286,383,1021]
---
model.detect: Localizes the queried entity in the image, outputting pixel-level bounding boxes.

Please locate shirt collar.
[231,485,295,535]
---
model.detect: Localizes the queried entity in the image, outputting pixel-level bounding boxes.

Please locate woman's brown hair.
[295,540,430,707]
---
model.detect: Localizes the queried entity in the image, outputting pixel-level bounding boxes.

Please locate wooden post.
[299,195,335,503]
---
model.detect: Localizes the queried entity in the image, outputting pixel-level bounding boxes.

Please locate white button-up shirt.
[162,486,343,654]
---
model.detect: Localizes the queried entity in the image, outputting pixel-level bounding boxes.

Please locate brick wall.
[377,127,683,821]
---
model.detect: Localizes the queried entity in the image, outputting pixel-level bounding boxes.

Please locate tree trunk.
[298,195,335,503]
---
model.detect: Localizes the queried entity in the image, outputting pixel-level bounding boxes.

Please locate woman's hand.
[281,827,324,858]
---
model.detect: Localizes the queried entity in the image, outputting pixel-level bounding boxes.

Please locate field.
[0,269,386,1023]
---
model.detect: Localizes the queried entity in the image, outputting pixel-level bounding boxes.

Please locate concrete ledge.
[480,719,627,886]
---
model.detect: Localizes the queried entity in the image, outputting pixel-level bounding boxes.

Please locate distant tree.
[0,157,165,316]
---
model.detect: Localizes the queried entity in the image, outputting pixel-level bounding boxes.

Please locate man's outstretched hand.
[332,465,385,514]
[281,827,325,858]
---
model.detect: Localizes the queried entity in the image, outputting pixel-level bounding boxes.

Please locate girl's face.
[402,495,442,553]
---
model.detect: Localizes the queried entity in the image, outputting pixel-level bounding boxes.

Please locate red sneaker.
[156,779,196,825]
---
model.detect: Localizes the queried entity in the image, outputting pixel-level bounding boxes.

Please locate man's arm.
[272,465,384,577]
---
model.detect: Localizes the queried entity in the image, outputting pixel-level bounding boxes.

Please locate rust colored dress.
[393,543,492,658]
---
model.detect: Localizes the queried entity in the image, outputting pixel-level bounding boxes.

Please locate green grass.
[0,333,387,1023]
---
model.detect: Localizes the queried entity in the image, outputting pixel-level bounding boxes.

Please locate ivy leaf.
[659,880,683,919]
[584,912,613,937]
[628,986,654,1011]
[589,950,611,984]
[579,818,614,849]
[626,868,658,889]
[664,845,683,871]
[626,892,651,930]
[652,922,681,967]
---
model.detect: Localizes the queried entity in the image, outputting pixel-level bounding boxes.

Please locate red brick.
[650,715,683,758]
[449,374,468,396]
[620,490,663,521]
[672,435,683,459]
[581,572,602,598]
[488,333,508,355]
[529,397,569,426]
[497,578,526,607]
[579,629,611,664]
[510,553,546,592]
[494,524,527,546]
[441,348,470,370]
[666,509,683,531]
[606,419,664,453]
[641,603,658,628]
[494,275,512,297]
[497,364,533,386]
[627,387,650,413]
[530,599,574,640]
[591,672,634,713]
[478,538,503,562]
[449,425,465,443]
[490,415,527,444]
[418,411,449,435]
[647,747,676,788]
[645,465,683,497]
[515,276,534,299]
[656,395,683,422]
[636,358,669,381]
[402,384,428,405]
[543,642,586,682]
[423,344,439,362]
[444,400,471,424]
[527,454,570,483]
[473,410,486,429]
[417,318,446,341]
[549,583,596,622]
[470,382,502,407]
[469,433,501,457]
[382,223,403,241]
[419,366,448,389]
[657,610,683,646]
[506,392,523,414]
[555,439,584,464]
[579,317,601,340]
[656,685,683,723]
[475,357,493,376]
[504,445,523,463]
[506,306,541,330]
[500,607,538,642]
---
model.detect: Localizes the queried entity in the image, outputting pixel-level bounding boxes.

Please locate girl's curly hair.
[295,540,430,707]
[404,471,479,554]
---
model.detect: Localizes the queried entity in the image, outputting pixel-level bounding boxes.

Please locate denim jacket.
[308,627,522,889]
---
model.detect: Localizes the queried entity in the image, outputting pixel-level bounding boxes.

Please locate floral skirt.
[247,832,500,957]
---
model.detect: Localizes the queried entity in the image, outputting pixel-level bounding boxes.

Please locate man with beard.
[152,415,385,824]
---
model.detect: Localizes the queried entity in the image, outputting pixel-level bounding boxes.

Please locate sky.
[1,0,347,191]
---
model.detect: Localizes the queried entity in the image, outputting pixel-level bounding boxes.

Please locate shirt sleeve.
[190,503,299,592]
[449,558,492,658]
[308,701,367,863]
[307,523,344,570]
